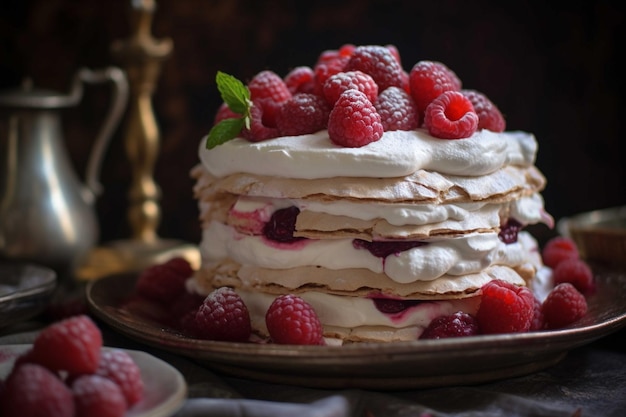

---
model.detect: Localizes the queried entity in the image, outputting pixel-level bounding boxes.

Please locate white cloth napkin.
[173,396,350,417]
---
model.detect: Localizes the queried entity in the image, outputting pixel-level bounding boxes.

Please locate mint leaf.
[216,71,250,115]
[205,117,246,149]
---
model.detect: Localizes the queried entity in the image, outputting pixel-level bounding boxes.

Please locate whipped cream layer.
[237,289,481,342]
[229,193,550,234]
[199,129,538,179]
[201,220,540,284]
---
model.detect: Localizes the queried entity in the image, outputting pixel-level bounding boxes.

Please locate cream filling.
[200,220,539,284]
[237,289,481,342]
[199,129,538,179]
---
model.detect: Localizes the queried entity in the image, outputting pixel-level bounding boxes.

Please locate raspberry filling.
[352,239,427,258]
[263,206,305,243]
[498,218,523,244]
[372,297,425,314]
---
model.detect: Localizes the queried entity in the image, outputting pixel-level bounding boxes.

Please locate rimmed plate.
[0,263,57,328]
[86,266,626,390]
[0,345,187,417]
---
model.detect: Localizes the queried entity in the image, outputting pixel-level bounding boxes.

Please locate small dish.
[0,345,187,417]
[0,263,57,328]
[558,205,626,266]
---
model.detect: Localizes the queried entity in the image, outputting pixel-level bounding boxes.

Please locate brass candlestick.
[75,0,199,280]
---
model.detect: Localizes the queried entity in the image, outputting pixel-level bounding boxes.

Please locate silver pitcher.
[0,68,128,275]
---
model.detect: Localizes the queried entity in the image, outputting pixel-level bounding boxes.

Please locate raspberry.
[247,70,292,105]
[313,55,349,95]
[32,315,102,375]
[0,363,75,417]
[195,287,251,342]
[95,349,144,407]
[541,236,579,269]
[240,99,281,141]
[529,296,544,331]
[163,256,194,278]
[542,283,588,329]
[136,263,188,305]
[72,374,127,417]
[322,70,378,106]
[409,60,462,114]
[552,258,595,295]
[265,294,325,345]
[328,89,384,148]
[462,89,506,132]
[385,44,401,65]
[213,102,240,125]
[263,206,304,243]
[476,280,534,334]
[420,311,479,339]
[423,91,478,139]
[345,45,404,92]
[275,93,331,136]
[284,66,316,94]
[374,86,419,131]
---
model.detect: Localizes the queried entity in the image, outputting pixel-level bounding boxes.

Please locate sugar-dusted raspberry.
[284,66,316,94]
[265,294,325,345]
[328,89,384,147]
[374,86,419,131]
[95,349,144,407]
[275,93,331,136]
[313,55,349,95]
[247,70,292,105]
[0,363,75,417]
[323,70,378,106]
[420,311,480,339]
[345,45,404,92]
[542,236,579,269]
[386,44,401,65]
[72,374,127,417]
[529,296,544,331]
[136,263,188,305]
[476,280,534,334]
[553,258,595,295]
[32,314,102,375]
[213,102,240,125]
[409,60,462,114]
[542,283,588,329]
[461,89,506,132]
[240,99,281,141]
[423,91,478,139]
[195,287,251,342]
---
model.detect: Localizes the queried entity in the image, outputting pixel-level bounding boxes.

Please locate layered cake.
[186,44,555,344]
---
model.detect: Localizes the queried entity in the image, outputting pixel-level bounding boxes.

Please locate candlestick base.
[74,238,200,281]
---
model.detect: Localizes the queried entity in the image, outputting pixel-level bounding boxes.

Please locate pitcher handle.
[78,67,129,201]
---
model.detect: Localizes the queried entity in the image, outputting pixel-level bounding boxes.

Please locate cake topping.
[423,90,479,139]
[327,89,384,147]
[205,43,509,150]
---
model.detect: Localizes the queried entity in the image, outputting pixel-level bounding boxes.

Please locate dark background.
[1,0,624,247]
